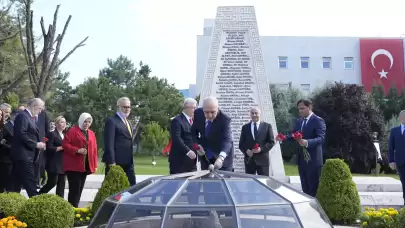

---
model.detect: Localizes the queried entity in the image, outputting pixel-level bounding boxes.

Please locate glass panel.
[110,204,164,228]
[225,179,288,205]
[257,178,310,204]
[129,179,186,205]
[279,61,287,68]
[322,61,331,68]
[173,180,232,205]
[238,205,301,228]
[162,207,236,228]
[293,201,333,228]
[123,178,155,195]
[89,200,117,228]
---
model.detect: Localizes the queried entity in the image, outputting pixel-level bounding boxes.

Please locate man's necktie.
[125,119,132,137]
[205,121,213,159]
[31,116,36,121]
[189,118,193,125]
[301,118,307,132]
[253,122,258,140]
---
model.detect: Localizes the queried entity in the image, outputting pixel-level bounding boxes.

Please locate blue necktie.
[205,121,213,159]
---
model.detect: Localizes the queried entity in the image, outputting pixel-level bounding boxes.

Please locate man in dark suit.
[388,110,405,204]
[169,98,197,174]
[239,107,275,176]
[0,108,17,192]
[191,96,233,171]
[11,98,46,197]
[103,97,136,185]
[35,110,50,188]
[277,99,326,197]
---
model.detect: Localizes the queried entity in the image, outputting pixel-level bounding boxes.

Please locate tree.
[45,70,75,120]
[18,1,88,99]
[270,84,304,161]
[141,121,169,156]
[311,82,385,173]
[0,1,27,98]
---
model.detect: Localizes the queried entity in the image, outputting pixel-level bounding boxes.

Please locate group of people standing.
[168,96,326,197]
[0,96,138,208]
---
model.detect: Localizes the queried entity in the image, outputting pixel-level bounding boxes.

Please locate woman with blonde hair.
[39,116,67,197]
[62,113,98,207]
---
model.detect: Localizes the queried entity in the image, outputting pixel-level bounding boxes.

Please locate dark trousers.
[169,160,197,174]
[298,163,322,197]
[0,162,13,193]
[34,159,46,186]
[11,160,39,197]
[66,171,87,207]
[105,164,136,186]
[39,173,66,198]
[244,159,270,176]
[397,164,405,204]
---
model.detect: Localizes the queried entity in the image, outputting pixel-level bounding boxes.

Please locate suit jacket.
[45,130,64,174]
[290,114,326,167]
[103,113,133,165]
[388,126,405,166]
[239,121,275,166]
[191,108,234,168]
[169,113,196,170]
[11,110,40,162]
[0,122,13,163]
[37,111,50,139]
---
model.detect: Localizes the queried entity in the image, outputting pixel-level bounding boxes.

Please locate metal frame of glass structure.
[89,170,333,228]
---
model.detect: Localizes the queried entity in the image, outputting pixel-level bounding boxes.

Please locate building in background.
[178,84,197,99]
[195,19,405,95]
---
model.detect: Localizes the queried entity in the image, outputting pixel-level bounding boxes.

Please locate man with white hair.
[103,97,136,185]
[191,96,234,171]
[388,110,405,204]
[168,98,197,174]
[10,98,46,197]
[0,103,12,122]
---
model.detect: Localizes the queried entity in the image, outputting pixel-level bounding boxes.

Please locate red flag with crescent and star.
[360,38,405,94]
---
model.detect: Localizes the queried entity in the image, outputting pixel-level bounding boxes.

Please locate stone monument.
[199,6,285,176]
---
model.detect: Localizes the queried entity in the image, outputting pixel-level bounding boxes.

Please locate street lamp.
[372,132,383,176]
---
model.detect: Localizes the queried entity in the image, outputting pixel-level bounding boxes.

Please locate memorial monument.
[199,6,285,176]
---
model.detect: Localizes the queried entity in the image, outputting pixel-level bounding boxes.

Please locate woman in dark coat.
[39,116,67,197]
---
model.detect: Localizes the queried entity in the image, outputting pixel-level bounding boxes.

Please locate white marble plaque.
[199,6,285,176]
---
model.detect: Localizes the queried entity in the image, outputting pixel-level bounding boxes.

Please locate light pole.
[372,132,382,176]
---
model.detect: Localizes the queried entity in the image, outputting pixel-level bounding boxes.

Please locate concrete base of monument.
[18,175,404,209]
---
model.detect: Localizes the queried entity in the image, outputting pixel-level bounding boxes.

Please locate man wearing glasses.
[103,97,136,185]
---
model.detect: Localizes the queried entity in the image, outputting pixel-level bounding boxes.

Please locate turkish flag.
[360,39,405,94]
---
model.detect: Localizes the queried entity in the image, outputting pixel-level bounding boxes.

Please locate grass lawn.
[96,156,399,179]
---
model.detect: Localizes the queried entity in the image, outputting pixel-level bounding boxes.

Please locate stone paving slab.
[20,190,404,207]
[290,176,402,192]
[74,175,403,192]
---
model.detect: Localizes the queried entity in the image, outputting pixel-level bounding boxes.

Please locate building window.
[322,57,331,69]
[278,56,288,69]
[344,57,354,69]
[301,84,310,93]
[300,57,309,68]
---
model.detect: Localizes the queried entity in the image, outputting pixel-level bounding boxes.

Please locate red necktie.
[31,116,36,120]
[189,118,193,124]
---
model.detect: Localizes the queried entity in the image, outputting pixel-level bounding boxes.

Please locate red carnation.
[42,137,48,143]
[292,131,303,140]
[253,143,259,149]
[193,144,200,150]
[114,194,122,201]
[277,133,287,141]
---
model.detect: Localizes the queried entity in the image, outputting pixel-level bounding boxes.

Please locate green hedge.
[0,192,27,217]
[92,165,130,214]
[317,159,361,225]
[17,194,74,228]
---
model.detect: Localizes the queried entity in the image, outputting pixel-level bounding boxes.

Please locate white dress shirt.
[301,112,314,131]
[402,124,405,135]
[182,112,193,125]
[251,121,260,140]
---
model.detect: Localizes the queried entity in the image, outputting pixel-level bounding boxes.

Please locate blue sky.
[31,0,405,90]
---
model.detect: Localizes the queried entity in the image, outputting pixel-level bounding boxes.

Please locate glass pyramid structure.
[89,170,333,228]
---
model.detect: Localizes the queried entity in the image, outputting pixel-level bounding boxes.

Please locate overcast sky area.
[31,0,405,89]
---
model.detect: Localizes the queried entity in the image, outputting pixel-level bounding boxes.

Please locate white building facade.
[195,19,405,95]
